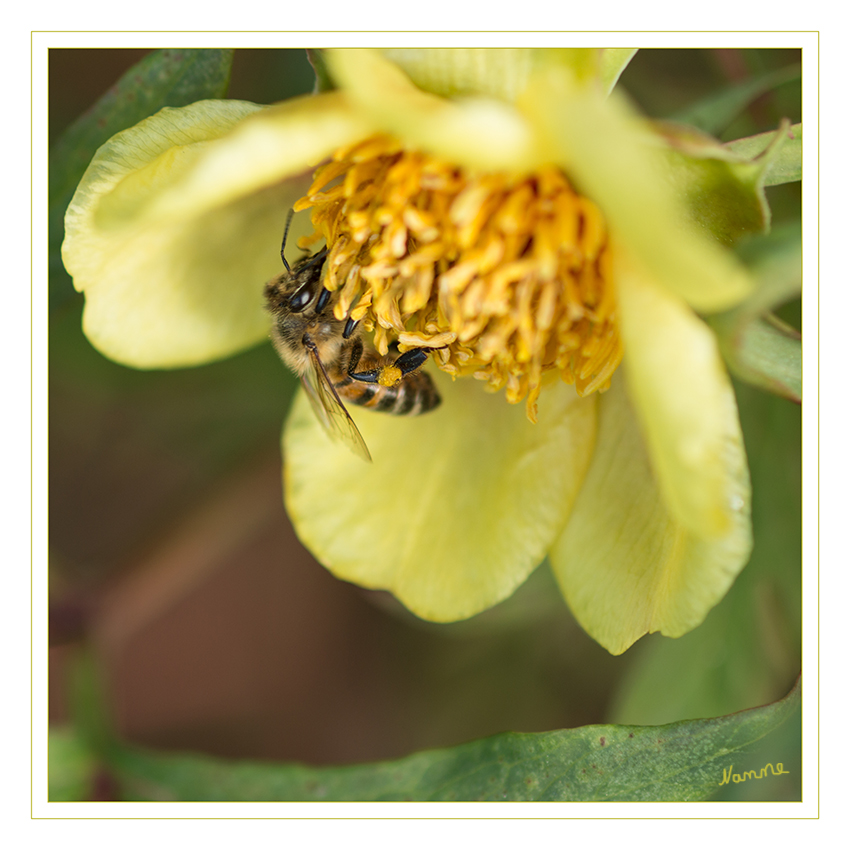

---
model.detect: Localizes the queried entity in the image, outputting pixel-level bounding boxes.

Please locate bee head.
[267,212,334,319]
[286,248,330,310]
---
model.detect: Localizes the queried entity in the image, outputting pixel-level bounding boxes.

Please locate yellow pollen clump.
[294,134,623,421]
[378,365,403,387]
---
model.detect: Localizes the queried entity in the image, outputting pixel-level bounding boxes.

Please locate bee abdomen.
[337,372,441,416]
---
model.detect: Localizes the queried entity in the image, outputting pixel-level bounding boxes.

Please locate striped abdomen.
[334,367,441,415]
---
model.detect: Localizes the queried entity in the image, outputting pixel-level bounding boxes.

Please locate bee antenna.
[301,245,329,271]
[280,209,294,273]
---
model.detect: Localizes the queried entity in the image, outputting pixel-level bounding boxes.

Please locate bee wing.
[301,345,372,463]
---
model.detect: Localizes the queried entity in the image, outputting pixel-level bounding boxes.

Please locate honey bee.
[265,212,441,462]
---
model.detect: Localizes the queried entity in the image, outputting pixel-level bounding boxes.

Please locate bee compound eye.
[288,285,313,313]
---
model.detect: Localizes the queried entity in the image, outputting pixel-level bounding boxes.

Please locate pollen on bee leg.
[378,365,404,387]
[294,134,624,420]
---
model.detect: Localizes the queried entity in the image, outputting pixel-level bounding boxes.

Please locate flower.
[62,48,766,654]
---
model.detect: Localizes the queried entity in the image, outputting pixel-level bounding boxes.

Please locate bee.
[265,212,441,462]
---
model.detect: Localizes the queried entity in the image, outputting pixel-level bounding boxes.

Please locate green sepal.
[654,119,792,246]
[725,123,802,186]
[49,49,234,310]
[709,221,802,402]
[671,63,800,136]
[105,679,800,801]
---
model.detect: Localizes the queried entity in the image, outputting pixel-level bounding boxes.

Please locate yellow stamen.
[298,134,623,419]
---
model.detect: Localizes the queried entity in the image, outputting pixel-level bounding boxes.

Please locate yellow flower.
[63,48,759,654]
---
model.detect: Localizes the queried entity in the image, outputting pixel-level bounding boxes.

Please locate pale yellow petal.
[550,375,752,655]
[381,48,538,102]
[284,371,596,622]
[63,95,372,368]
[615,254,752,539]
[94,93,373,227]
[520,67,753,312]
[380,47,628,101]
[75,177,310,367]
[600,48,639,94]
[326,48,541,174]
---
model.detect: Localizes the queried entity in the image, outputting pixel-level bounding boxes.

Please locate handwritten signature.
[719,763,790,786]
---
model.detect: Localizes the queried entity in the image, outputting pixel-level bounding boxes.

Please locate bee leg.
[315,287,332,312]
[348,366,387,384]
[344,337,366,376]
[347,335,382,384]
[391,348,431,375]
[350,347,430,387]
[343,317,359,339]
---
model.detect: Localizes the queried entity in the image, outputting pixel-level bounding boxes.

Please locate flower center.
[294,134,622,421]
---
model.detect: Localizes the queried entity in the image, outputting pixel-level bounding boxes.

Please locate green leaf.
[714,315,801,402]
[725,123,802,186]
[48,727,98,801]
[733,220,803,313]
[671,64,801,136]
[710,221,802,401]
[107,681,800,801]
[69,648,117,757]
[49,48,234,310]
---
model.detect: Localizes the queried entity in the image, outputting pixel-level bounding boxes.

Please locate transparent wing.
[301,346,372,463]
